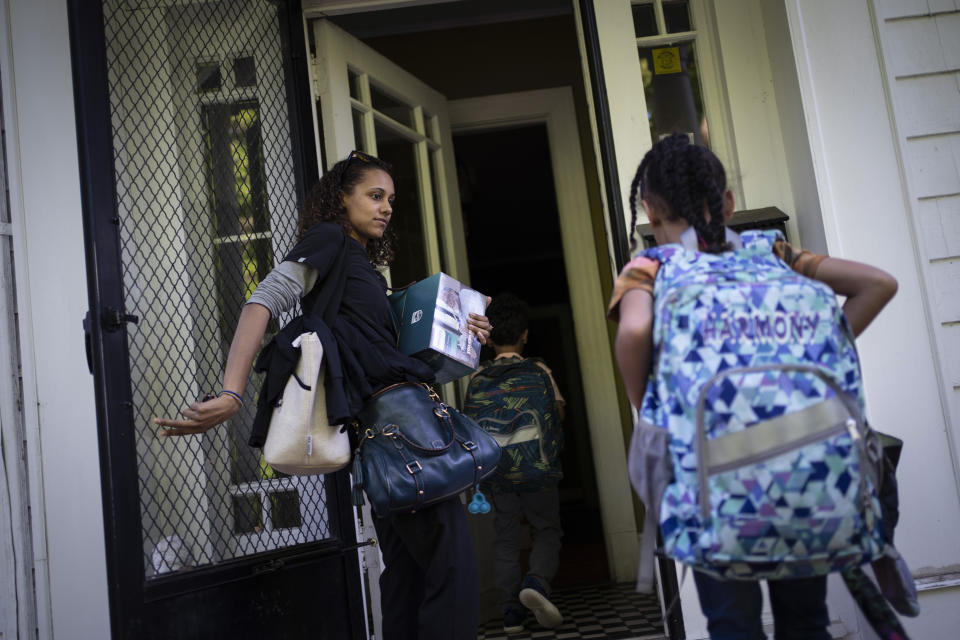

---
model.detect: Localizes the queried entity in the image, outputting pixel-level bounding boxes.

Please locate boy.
[465,293,566,634]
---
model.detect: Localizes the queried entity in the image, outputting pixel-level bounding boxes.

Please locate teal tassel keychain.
[468,484,491,514]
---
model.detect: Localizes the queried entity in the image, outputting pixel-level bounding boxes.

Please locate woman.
[155,150,491,640]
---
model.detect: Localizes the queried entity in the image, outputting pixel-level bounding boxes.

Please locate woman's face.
[343,168,395,246]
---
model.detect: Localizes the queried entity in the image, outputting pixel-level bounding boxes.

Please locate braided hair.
[628,133,730,254]
[297,152,396,267]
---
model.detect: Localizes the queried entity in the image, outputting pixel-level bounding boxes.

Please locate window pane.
[233,56,257,87]
[664,0,692,33]
[425,112,439,144]
[370,82,413,128]
[352,107,366,151]
[201,101,270,237]
[348,69,362,101]
[232,494,262,534]
[196,61,222,92]
[374,121,426,286]
[271,491,303,529]
[215,237,273,485]
[631,2,658,37]
[638,42,707,146]
[215,238,272,349]
[428,150,447,275]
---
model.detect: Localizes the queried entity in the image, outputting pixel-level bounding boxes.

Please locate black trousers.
[373,497,479,640]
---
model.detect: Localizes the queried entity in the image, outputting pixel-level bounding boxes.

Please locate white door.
[308,19,471,637]
[310,19,469,288]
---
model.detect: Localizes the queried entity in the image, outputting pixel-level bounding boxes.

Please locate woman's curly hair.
[628,133,730,254]
[297,152,396,267]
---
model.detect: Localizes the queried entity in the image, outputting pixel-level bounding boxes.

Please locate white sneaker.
[519,584,563,629]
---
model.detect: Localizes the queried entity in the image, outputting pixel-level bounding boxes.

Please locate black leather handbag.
[351,383,500,516]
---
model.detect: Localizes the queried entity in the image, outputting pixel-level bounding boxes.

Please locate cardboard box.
[389,273,487,384]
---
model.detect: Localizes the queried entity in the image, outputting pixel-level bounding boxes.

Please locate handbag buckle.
[364,428,377,440]
[434,405,450,418]
[461,440,477,451]
[405,460,423,475]
[381,424,398,438]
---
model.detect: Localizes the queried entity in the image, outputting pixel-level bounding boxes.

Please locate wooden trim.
[636,30,697,46]
[916,570,960,592]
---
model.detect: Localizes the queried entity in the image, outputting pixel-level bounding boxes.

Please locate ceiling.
[320,0,573,39]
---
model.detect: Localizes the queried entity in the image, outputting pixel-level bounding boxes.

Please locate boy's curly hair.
[487,293,530,347]
[297,152,396,267]
[628,133,730,254]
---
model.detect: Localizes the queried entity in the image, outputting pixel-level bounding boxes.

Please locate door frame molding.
[449,87,638,582]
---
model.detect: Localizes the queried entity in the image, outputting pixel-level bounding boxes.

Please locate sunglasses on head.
[347,149,374,164]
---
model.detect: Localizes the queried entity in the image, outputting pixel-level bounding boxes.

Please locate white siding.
[872,0,960,636]
[785,0,960,637]
[876,0,960,523]
[876,0,960,19]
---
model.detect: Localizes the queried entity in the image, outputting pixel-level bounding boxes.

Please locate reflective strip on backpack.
[489,422,541,447]
[702,395,851,475]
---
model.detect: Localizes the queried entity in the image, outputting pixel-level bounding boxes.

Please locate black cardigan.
[249,223,434,446]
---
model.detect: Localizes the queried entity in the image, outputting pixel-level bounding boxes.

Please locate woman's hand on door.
[155,303,269,437]
[154,393,242,437]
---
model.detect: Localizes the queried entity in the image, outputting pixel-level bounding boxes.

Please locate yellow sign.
[652,47,682,74]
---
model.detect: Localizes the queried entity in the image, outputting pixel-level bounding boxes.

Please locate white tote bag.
[263,332,351,475]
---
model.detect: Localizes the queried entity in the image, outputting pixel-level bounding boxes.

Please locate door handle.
[102,306,139,332]
[84,307,139,373]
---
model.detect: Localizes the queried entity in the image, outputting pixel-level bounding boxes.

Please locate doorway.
[453,122,608,588]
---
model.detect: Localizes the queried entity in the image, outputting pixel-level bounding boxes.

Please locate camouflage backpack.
[464,357,563,492]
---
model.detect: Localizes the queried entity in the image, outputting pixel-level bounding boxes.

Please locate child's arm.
[614,289,655,408]
[811,257,898,337]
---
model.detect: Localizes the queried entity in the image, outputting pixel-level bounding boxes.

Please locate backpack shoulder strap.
[740,228,785,252]
[639,244,677,265]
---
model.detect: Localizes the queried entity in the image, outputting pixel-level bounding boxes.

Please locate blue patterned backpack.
[464,357,563,493]
[631,230,886,580]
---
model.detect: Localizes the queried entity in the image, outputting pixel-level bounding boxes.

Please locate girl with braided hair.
[156,151,492,639]
[609,134,898,639]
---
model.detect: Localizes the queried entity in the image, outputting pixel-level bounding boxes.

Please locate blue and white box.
[389,272,487,384]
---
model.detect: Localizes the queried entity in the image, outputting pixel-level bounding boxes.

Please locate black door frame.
[68,1,366,636]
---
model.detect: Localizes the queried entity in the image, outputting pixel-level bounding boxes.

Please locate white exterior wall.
[709,0,800,244]
[870,0,960,627]
[2,1,110,638]
[785,0,960,637]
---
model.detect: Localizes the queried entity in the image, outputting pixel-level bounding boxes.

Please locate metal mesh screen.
[102,0,332,578]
